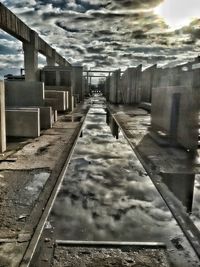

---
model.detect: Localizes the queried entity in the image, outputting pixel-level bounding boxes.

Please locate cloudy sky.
[0,0,200,77]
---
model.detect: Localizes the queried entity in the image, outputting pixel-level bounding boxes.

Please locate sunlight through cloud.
[155,0,200,29]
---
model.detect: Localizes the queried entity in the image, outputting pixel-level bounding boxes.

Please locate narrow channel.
[49,96,199,267]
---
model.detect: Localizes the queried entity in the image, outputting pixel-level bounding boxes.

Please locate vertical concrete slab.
[141,64,157,103]
[72,65,83,101]
[0,81,6,152]
[151,86,198,150]
[109,70,121,104]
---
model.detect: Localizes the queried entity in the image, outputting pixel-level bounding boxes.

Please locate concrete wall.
[120,65,142,104]
[151,86,198,150]
[0,81,6,152]
[5,81,45,107]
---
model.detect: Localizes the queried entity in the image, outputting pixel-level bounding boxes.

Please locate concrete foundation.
[5,81,44,107]
[6,108,40,137]
[0,81,6,152]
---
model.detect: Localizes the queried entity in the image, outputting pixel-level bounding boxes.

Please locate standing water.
[49,96,199,267]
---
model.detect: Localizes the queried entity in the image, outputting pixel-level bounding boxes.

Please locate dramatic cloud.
[0,0,200,78]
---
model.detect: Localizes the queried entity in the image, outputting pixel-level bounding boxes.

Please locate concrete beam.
[0,81,6,152]
[6,108,40,137]
[0,3,71,68]
[0,3,30,42]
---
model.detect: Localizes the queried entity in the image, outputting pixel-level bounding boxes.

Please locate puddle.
[49,96,200,267]
[24,171,50,205]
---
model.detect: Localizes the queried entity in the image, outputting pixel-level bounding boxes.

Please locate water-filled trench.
[49,96,199,267]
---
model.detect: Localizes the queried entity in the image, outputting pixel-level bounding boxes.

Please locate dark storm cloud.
[179,19,200,42]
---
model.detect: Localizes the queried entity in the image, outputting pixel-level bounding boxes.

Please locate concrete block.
[6,108,40,137]
[5,81,44,107]
[45,90,66,111]
[40,106,52,130]
[0,81,6,152]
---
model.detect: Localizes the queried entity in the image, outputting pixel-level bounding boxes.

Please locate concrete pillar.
[0,81,6,153]
[46,49,56,66]
[23,30,39,81]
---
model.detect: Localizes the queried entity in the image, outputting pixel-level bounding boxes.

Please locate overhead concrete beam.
[0,3,30,42]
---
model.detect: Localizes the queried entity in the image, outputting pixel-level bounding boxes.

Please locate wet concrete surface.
[50,97,200,267]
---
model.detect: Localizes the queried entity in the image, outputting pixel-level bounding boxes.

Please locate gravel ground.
[52,246,170,267]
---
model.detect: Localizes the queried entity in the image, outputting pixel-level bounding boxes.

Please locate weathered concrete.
[45,91,67,111]
[41,66,72,87]
[5,81,44,107]
[23,31,39,81]
[141,64,157,103]
[120,65,142,104]
[40,106,52,130]
[109,70,121,104]
[72,65,83,101]
[151,86,198,150]
[0,3,70,67]
[0,81,6,152]
[6,108,40,137]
